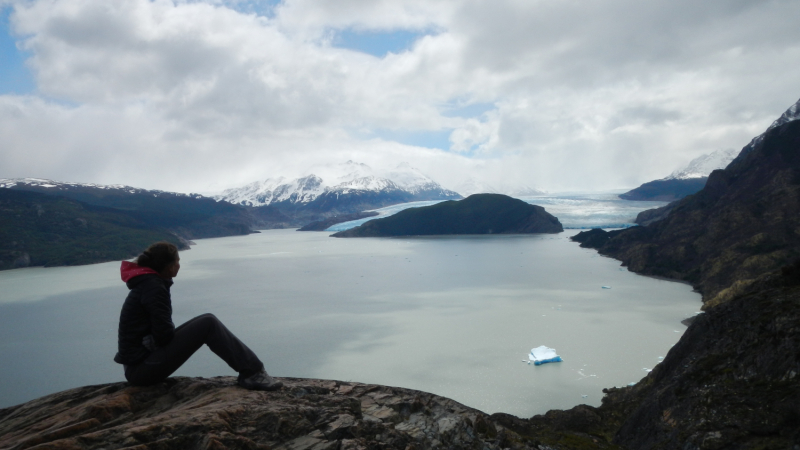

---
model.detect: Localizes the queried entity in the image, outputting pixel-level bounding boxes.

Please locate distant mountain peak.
[665,148,738,180]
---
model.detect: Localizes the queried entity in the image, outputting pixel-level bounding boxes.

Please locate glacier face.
[665,148,739,180]
[215,161,461,207]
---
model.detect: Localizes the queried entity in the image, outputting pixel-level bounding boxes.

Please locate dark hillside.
[0,189,185,270]
[619,177,707,201]
[6,183,254,239]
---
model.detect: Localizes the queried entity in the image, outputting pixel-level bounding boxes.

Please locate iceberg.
[529,345,563,365]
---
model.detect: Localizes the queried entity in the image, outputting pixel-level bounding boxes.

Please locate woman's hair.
[135,241,179,273]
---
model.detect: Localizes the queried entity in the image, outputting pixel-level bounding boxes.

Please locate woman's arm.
[140,280,176,347]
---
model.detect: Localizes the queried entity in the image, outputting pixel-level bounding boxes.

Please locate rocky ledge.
[0,376,607,450]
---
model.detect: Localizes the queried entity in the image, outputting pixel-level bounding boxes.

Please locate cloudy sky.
[1,0,798,194]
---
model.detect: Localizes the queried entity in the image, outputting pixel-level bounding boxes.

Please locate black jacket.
[114,274,175,365]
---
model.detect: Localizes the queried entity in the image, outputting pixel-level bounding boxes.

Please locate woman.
[113,241,282,391]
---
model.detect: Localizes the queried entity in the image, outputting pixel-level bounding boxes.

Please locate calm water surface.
[0,228,699,417]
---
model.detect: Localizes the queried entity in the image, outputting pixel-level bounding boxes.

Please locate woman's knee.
[195,313,220,323]
[195,313,223,331]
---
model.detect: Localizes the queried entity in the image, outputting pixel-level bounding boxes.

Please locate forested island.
[332,193,563,238]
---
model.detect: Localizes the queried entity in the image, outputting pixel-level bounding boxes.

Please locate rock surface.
[332,194,562,238]
[0,377,614,450]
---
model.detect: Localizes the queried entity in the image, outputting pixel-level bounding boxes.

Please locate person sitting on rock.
[113,241,282,391]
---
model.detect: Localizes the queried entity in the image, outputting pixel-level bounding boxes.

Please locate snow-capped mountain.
[216,161,461,208]
[665,148,738,180]
[733,97,800,163]
[218,175,326,207]
[0,178,205,199]
[453,177,545,198]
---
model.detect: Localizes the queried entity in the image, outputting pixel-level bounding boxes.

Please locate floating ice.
[529,345,563,365]
[601,286,612,289]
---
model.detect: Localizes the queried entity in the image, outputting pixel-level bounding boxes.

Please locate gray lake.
[0,227,700,417]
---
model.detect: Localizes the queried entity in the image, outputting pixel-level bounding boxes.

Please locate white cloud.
[1,0,799,193]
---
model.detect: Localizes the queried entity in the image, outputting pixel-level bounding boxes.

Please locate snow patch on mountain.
[665,148,738,180]
[335,176,401,193]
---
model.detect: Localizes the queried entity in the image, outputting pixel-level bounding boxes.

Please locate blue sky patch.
[333,28,429,57]
[0,7,35,95]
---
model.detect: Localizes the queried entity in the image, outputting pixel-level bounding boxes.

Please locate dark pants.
[125,313,264,386]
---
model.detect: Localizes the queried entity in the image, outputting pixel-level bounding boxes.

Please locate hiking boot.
[238,369,284,391]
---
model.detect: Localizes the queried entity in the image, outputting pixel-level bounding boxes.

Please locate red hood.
[120,260,159,282]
